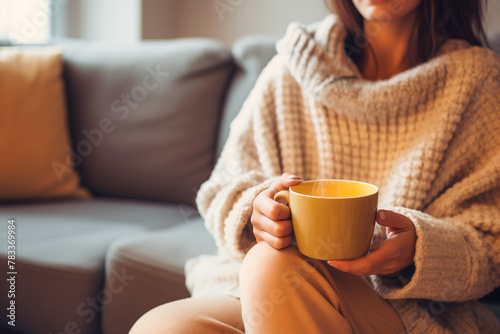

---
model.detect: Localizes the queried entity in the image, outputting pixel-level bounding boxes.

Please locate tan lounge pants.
[130,242,406,333]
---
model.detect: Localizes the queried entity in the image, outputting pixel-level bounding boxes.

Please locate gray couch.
[0,35,277,334]
[1,34,500,334]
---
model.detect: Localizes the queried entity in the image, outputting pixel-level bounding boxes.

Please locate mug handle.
[274,190,290,206]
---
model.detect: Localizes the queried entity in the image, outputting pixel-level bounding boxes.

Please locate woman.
[131,0,500,332]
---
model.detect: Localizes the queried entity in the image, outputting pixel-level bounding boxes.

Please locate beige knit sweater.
[186,15,500,333]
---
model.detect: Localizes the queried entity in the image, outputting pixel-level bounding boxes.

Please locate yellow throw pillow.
[0,47,90,201]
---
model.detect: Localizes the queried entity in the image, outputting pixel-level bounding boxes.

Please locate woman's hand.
[251,173,302,249]
[328,210,417,276]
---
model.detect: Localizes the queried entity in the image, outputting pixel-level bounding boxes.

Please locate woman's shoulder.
[436,39,500,78]
[262,53,294,77]
[251,53,302,96]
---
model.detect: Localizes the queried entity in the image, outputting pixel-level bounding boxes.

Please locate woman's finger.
[328,236,411,276]
[269,173,302,193]
[376,210,414,229]
[253,226,293,249]
[328,247,385,276]
[254,215,294,238]
[256,195,291,221]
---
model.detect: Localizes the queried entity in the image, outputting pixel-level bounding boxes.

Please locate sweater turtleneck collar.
[276,14,496,121]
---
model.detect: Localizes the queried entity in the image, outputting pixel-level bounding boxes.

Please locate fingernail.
[288,175,302,181]
[328,261,338,268]
[378,210,386,221]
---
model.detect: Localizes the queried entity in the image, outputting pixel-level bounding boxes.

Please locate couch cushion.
[0,47,89,201]
[102,217,217,334]
[61,39,234,205]
[482,302,500,320]
[483,303,500,320]
[481,286,500,320]
[0,198,197,334]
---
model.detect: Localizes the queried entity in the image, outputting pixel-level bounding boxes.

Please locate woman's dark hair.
[325,0,489,63]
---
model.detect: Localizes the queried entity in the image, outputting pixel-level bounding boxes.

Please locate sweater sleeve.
[196,57,284,262]
[374,199,500,302]
[372,81,500,302]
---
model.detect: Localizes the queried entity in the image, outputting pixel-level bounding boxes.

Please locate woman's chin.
[359,7,393,23]
[354,0,422,23]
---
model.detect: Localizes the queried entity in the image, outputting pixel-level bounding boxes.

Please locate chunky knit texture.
[186,15,500,333]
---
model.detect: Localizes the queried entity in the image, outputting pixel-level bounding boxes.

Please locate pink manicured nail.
[378,210,386,221]
[288,175,302,181]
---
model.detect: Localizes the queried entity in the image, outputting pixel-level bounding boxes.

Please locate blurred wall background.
[63,0,141,44]
[59,0,500,45]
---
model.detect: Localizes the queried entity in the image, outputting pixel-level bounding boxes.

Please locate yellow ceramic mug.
[274,179,378,261]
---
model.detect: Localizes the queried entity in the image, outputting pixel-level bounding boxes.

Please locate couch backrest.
[489,33,500,55]
[61,39,234,206]
[217,36,279,156]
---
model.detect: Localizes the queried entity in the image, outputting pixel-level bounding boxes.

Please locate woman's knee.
[129,298,210,334]
[129,301,185,334]
[241,242,296,280]
[240,242,319,292]
[129,296,243,334]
